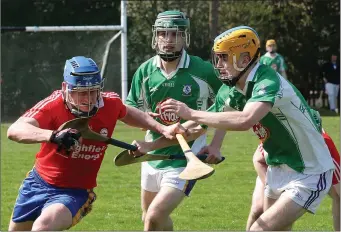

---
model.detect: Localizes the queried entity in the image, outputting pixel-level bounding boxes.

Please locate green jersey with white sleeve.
[208,63,334,174]
[260,52,287,73]
[126,50,222,169]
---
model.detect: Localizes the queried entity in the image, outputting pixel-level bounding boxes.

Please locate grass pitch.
[1,116,339,230]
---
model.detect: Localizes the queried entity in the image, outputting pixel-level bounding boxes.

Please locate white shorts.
[265,165,333,214]
[141,162,196,196]
[325,83,340,97]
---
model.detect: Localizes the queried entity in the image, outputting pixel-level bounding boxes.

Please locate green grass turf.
[1,116,339,230]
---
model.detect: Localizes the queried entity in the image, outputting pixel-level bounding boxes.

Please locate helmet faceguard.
[152,11,190,62]
[212,26,261,87]
[63,56,104,118]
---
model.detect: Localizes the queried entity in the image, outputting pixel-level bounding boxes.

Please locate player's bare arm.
[131,120,206,156]
[161,99,272,131]
[120,105,186,140]
[207,129,226,149]
[253,147,267,184]
[7,117,53,143]
[199,129,226,164]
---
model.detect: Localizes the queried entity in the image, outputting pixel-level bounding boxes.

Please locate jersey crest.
[253,122,270,142]
[182,85,192,96]
[100,128,108,136]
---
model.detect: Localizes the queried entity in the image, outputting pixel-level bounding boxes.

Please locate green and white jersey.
[208,63,334,174]
[260,52,287,72]
[126,50,222,169]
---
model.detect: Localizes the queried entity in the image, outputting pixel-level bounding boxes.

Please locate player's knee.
[32,218,53,231]
[249,211,262,222]
[32,219,70,231]
[144,209,166,225]
[33,212,65,231]
[32,212,71,231]
[250,202,263,218]
[144,211,159,224]
[250,222,266,231]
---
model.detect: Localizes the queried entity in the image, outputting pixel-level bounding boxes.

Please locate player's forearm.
[146,122,206,151]
[254,161,267,184]
[189,110,252,131]
[7,121,53,144]
[122,106,165,135]
[210,129,227,149]
[253,151,267,184]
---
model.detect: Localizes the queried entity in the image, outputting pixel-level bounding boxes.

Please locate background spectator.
[260,39,288,79]
[321,54,340,114]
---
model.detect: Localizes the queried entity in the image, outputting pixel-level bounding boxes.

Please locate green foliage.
[126,1,211,73]
[217,0,339,86]
[1,0,339,120]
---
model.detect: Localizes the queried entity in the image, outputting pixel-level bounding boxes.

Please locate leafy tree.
[1,0,339,120]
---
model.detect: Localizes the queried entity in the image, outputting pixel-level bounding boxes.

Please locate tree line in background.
[1,0,339,121]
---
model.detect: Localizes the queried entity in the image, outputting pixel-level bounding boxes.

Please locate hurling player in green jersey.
[260,39,288,79]
[125,11,222,231]
[160,26,334,231]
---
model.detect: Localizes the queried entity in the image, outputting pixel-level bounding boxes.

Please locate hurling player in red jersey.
[247,129,340,231]
[6,56,185,231]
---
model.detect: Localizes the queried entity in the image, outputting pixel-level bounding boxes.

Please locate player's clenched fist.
[162,122,189,140]
[160,98,193,120]
[129,140,151,157]
[50,128,81,152]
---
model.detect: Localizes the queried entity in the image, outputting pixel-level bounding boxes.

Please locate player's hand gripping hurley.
[60,118,217,181]
[57,118,137,151]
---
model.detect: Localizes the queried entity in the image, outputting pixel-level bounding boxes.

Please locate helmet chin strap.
[221,48,260,87]
[70,105,99,118]
[159,50,182,62]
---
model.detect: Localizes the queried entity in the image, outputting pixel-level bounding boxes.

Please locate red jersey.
[322,129,340,185]
[22,90,127,189]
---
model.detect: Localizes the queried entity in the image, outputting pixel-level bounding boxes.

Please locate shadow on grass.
[313,108,340,117]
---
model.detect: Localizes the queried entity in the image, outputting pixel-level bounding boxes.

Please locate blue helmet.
[63,56,103,118]
[63,56,102,89]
